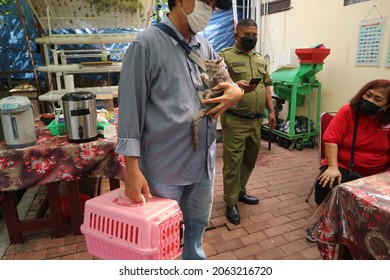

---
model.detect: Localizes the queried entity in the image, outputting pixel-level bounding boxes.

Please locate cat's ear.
[216,58,223,64]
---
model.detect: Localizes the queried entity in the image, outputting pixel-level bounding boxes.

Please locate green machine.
[264,47,330,150]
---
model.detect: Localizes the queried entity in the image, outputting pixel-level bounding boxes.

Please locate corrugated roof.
[26,0,156,30]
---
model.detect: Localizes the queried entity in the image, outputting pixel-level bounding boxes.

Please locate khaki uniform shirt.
[220,44,272,117]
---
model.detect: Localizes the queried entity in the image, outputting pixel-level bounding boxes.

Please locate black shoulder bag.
[155,23,206,72]
[348,114,363,181]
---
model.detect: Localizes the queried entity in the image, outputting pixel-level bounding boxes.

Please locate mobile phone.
[249,77,262,85]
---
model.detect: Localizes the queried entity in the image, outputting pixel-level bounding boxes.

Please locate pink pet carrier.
[81,188,184,260]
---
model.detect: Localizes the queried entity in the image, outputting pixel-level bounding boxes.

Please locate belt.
[226,110,265,120]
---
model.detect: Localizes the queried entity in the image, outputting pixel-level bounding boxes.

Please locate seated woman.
[315,79,390,205]
[306,79,390,243]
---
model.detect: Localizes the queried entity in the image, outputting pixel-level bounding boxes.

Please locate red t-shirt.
[322,104,390,176]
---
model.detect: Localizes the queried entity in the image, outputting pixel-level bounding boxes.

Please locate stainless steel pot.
[61,91,98,143]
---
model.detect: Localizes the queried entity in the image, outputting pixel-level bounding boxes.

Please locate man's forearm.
[265,87,274,114]
[124,156,141,177]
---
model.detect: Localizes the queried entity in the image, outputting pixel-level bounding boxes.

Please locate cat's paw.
[198,90,213,101]
[197,91,205,102]
[200,73,211,87]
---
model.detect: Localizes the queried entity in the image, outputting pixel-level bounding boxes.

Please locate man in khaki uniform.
[220,18,276,225]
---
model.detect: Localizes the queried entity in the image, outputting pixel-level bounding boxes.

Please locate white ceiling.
[26,0,156,30]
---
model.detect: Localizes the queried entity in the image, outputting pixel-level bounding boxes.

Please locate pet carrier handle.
[116,189,146,206]
[179,220,185,248]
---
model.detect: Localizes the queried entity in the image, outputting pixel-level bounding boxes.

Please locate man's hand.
[124,156,152,203]
[236,80,257,93]
[203,82,244,121]
[268,111,277,131]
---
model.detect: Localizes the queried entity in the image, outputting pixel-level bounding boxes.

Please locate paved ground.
[0,139,321,260]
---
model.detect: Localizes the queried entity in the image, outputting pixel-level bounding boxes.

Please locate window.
[237,0,291,15]
[344,0,370,6]
[262,0,291,15]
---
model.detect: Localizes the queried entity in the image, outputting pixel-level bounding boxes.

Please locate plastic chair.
[305,111,336,203]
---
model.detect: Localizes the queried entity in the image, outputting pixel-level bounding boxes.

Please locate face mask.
[181,0,212,34]
[359,99,382,116]
[240,35,257,51]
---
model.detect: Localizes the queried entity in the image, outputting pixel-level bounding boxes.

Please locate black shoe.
[226,205,240,225]
[305,228,316,243]
[238,193,259,205]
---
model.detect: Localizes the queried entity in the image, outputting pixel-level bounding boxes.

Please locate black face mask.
[359,99,382,116]
[240,35,257,51]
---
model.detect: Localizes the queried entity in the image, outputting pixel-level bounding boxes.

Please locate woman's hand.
[318,166,342,188]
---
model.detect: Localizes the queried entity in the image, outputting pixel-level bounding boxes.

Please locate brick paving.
[0,139,320,260]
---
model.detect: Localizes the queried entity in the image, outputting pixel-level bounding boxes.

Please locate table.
[307,172,390,260]
[0,122,125,243]
[38,85,118,102]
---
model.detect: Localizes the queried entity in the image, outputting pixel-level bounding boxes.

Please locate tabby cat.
[192,58,233,150]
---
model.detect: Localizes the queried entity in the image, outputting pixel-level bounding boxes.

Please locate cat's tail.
[192,108,207,151]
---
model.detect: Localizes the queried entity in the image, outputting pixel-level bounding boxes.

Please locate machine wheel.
[277,137,283,147]
[282,138,290,149]
[295,139,304,151]
[307,137,315,148]
[270,133,278,143]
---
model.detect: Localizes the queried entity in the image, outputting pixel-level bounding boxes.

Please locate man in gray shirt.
[115,0,242,260]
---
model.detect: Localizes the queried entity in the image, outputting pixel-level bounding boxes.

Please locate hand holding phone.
[249,77,262,85]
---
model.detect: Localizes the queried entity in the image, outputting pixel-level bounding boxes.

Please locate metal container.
[0,95,36,148]
[61,91,97,143]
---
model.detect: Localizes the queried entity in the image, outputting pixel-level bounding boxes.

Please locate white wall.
[260,0,390,119]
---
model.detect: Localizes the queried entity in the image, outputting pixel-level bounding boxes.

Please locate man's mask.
[240,35,257,51]
[181,0,212,34]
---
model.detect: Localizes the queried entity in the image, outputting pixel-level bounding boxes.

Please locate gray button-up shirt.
[115,16,220,185]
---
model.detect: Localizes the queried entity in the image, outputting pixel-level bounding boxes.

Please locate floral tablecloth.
[0,122,125,200]
[307,172,390,260]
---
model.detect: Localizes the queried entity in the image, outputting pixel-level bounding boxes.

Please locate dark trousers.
[221,113,262,206]
[314,165,355,205]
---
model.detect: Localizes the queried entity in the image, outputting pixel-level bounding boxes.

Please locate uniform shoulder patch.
[232,62,246,67]
[220,47,232,53]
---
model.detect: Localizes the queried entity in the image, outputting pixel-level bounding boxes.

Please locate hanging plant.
[85,0,144,16]
[0,0,16,26]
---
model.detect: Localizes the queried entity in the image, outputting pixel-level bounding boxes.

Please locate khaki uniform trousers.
[221,112,263,206]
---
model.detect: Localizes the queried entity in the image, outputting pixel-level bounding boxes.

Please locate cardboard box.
[96,93,114,112]
[9,83,41,117]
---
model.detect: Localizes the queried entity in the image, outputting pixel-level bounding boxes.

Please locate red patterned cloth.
[308,172,390,260]
[0,121,125,195]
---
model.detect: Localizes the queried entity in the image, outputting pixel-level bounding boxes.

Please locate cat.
[192,58,233,151]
